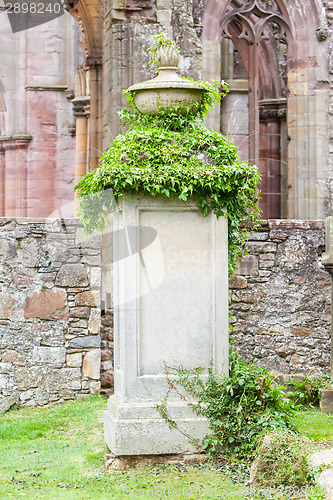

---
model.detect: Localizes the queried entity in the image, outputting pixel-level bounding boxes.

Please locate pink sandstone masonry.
[0,217,102,413]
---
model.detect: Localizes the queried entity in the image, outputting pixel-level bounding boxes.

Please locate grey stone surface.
[105,195,229,455]
[0,396,17,414]
[230,220,330,375]
[321,388,333,413]
[55,264,89,287]
[0,218,102,411]
[69,336,101,348]
[32,347,66,366]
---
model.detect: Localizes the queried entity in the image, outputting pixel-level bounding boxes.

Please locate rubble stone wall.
[0,216,331,412]
[230,220,331,376]
[0,217,102,412]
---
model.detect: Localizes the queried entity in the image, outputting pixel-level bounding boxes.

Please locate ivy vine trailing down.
[75,33,262,274]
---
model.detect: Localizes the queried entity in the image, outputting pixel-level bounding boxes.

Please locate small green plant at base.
[157,349,296,459]
[287,373,331,409]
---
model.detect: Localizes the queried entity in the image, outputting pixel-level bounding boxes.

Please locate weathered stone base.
[104,395,210,456]
[105,452,209,471]
[320,388,333,413]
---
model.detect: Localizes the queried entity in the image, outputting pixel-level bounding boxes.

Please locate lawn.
[0,396,330,499]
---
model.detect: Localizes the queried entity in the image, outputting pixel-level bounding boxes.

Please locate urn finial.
[127,35,204,116]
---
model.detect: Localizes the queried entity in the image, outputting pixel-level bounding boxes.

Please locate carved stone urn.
[127,41,204,115]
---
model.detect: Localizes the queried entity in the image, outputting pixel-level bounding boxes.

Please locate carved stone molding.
[72,97,90,118]
[316,27,328,41]
[259,99,287,121]
[220,0,290,45]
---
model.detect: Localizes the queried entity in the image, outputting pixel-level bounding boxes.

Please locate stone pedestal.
[320,386,333,413]
[104,195,229,455]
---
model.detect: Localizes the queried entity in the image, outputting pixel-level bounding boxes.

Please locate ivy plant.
[74,36,261,274]
[148,32,179,66]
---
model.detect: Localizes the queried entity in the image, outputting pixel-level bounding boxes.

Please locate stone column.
[1,135,31,217]
[85,56,103,171]
[104,196,229,455]
[72,98,90,185]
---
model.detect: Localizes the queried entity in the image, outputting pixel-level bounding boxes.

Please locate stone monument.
[104,40,229,455]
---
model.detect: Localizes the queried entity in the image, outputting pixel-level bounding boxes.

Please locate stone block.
[35,387,50,405]
[45,240,70,262]
[89,380,101,394]
[24,288,68,320]
[157,0,172,8]
[70,306,90,318]
[11,268,36,287]
[101,371,114,388]
[69,319,88,328]
[66,352,82,368]
[55,264,89,287]
[19,390,34,403]
[0,239,10,259]
[46,368,81,391]
[247,231,269,241]
[156,9,172,25]
[14,239,38,266]
[88,308,101,334]
[291,326,312,337]
[0,396,17,414]
[81,255,101,266]
[75,291,99,307]
[321,388,333,413]
[90,267,101,288]
[276,345,295,358]
[105,397,210,455]
[32,347,66,366]
[83,350,101,379]
[68,336,101,348]
[236,255,259,276]
[229,275,247,289]
[0,293,15,319]
[2,350,25,364]
[15,366,46,390]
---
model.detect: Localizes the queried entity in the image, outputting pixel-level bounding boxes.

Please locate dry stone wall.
[0,217,102,412]
[230,220,331,375]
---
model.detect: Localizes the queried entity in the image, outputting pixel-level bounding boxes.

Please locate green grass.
[0,397,330,499]
[292,409,333,442]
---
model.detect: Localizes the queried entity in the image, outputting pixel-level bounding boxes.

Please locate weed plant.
[287,373,331,409]
[157,349,296,459]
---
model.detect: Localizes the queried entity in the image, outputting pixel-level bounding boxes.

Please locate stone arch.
[63,0,103,172]
[202,0,331,219]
